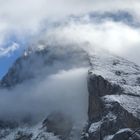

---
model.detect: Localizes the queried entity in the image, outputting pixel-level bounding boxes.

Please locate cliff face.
[86,74,140,140]
[0,45,140,140]
[83,50,140,140]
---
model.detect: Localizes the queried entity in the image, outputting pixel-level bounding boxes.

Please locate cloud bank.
[36,17,140,65]
[0,0,140,66]
[0,67,88,126]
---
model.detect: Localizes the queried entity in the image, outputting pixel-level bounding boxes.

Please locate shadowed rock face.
[83,74,140,140]
[111,129,140,140]
[87,74,122,122]
[15,131,32,140]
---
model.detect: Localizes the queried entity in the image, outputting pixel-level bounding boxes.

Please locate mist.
[0,67,88,126]
[1,1,140,64]
[1,17,140,124]
[0,14,140,126]
[41,17,140,66]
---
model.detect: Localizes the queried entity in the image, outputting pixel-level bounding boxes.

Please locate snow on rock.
[111,128,140,140]
[86,47,140,140]
[104,112,117,121]
[88,121,102,133]
[104,135,114,140]
[0,123,61,140]
[88,47,140,96]
[87,47,140,118]
[102,95,140,118]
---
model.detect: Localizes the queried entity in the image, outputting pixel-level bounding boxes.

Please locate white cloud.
[0,0,140,34]
[0,67,88,128]
[0,0,140,64]
[0,42,19,57]
[42,19,140,65]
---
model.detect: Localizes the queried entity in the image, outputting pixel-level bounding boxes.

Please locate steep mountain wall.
[83,50,140,140]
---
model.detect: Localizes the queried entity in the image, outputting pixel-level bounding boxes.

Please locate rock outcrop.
[83,49,140,140]
[84,74,140,140]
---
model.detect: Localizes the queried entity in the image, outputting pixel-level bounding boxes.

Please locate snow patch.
[88,121,102,133]
[102,95,140,118]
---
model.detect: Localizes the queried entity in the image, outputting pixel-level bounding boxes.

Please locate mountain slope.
[0,44,140,140]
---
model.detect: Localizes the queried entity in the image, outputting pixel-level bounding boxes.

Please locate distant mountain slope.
[0,44,89,87]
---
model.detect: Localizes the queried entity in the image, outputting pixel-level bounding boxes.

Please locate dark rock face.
[43,112,73,140]
[87,73,122,122]
[136,77,140,85]
[15,131,32,140]
[111,129,140,140]
[84,73,140,140]
[0,57,34,88]
[0,120,18,129]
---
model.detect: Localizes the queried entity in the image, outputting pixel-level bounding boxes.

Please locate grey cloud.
[40,17,140,65]
[0,67,88,128]
[1,0,140,57]
[0,1,140,70]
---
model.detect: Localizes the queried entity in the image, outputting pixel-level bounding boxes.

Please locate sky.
[1,0,140,78]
